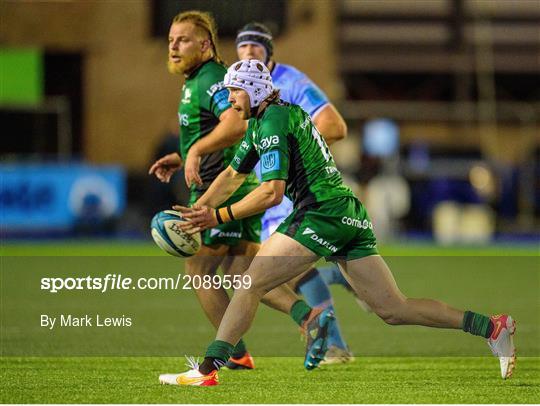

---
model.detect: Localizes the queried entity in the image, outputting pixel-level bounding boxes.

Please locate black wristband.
[215,209,223,224]
[226,205,236,221]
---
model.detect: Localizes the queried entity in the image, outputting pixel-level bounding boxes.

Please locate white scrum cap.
[224,59,274,108]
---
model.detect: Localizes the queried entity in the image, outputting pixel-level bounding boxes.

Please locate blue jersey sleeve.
[291,75,329,117]
[272,64,329,118]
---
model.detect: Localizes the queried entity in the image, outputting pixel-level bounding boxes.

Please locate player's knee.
[379,312,405,325]
[373,302,407,325]
[234,281,266,300]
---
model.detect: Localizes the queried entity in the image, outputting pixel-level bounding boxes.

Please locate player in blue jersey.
[234,22,355,364]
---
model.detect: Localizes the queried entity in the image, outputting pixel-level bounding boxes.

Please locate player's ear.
[200,39,211,53]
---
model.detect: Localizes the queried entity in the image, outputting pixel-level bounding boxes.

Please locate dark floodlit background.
[1,0,539,246]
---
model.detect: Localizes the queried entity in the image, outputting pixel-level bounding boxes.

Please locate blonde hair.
[257,89,281,116]
[266,89,281,104]
[172,10,224,65]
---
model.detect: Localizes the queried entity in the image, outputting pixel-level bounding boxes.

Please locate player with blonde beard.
[150,11,334,372]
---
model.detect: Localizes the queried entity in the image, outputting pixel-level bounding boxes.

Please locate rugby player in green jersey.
[150,12,320,372]
[159,59,516,386]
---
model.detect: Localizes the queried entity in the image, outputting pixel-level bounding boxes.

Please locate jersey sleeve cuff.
[310,102,330,120]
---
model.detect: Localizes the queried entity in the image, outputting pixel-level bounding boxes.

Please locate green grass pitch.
[1,241,539,403]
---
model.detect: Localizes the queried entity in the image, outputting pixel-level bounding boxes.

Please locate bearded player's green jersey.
[230,101,354,208]
[178,59,258,198]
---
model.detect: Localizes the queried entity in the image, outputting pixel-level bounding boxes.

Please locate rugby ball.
[151,210,201,257]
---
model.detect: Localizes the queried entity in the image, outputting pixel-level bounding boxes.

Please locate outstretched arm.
[177,179,286,234]
[221,179,285,220]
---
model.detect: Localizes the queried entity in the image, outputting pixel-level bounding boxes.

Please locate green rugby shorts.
[276,196,378,260]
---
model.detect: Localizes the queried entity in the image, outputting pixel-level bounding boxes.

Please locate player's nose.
[169,39,179,51]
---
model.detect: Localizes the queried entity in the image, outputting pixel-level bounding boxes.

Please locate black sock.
[199,357,225,375]
[198,340,234,374]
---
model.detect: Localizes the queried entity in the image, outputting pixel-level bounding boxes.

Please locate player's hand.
[184,149,203,187]
[173,204,217,233]
[148,153,183,183]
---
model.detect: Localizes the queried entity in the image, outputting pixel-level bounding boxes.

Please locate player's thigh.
[221,240,259,276]
[186,243,229,276]
[242,232,319,294]
[344,255,406,310]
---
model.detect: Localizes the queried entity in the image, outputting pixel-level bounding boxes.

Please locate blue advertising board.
[0,164,125,231]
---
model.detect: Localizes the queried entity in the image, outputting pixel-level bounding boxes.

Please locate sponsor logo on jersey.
[240,141,250,151]
[178,113,189,127]
[206,81,226,97]
[341,216,373,230]
[305,87,325,106]
[210,228,242,239]
[260,135,280,151]
[260,151,280,174]
[325,166,339,175]
[302,227,338,253]
[212,88,230,111]
[181,88,192,104]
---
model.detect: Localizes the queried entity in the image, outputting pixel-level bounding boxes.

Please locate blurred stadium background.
[1,0,539,247]
[1,2,539,402]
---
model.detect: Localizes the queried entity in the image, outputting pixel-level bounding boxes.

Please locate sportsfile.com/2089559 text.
[40,274,252,293]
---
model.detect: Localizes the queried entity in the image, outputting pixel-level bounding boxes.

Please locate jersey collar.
[185,58,214,80]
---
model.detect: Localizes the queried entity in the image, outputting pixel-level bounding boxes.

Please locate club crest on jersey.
[181,88,192,104]
[260,151,280,174]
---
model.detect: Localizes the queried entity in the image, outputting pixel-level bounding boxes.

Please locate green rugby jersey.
[230,102,354,208]
[178,59,258,196]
